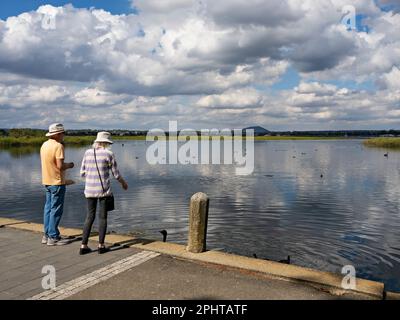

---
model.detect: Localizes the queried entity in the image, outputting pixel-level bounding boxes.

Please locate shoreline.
[0,135,358,148]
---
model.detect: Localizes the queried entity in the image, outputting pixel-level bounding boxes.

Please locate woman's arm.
[80,153,87,177]
[117,176,128,190]
[110,152,128,190]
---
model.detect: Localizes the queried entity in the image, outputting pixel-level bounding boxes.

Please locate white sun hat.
[45,123,65,137]
[94,131,113,144]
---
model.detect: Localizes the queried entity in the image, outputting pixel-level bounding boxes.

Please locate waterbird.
[384,153,388,157]
[159,230,168,242]
[320,174,324,178]
[122,143,124,147]
[278,255,291,265]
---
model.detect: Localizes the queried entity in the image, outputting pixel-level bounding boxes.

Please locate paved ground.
[0,227,367,300]
[69,254,363,300]
[0,227,140,299]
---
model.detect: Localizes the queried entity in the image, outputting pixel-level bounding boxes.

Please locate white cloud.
[196,88,263,109]
[296,82,338,96]
[74,88,127,106]
[381,66,400,89]
[0,2,400,130]
[133,0,194,13]
[0,83,69,107]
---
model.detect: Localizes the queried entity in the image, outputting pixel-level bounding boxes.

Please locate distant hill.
[242,126,270,136]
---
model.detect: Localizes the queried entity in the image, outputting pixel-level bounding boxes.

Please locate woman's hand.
[118,177,128,190]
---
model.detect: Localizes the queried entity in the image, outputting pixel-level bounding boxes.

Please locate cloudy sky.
[0,0,399,130]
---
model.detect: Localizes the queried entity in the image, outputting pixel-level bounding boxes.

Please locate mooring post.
[186,192,209,253]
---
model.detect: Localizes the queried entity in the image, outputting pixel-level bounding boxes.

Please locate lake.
[0,139,399,291]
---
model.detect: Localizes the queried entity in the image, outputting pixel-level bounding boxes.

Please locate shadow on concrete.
[0,222,28,228]
[112,238,157,247]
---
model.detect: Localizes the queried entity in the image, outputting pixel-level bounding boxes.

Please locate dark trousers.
[82,198,108,245]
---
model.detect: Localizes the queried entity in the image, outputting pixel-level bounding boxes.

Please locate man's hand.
[65,179,75,185]
[57,159,74,170]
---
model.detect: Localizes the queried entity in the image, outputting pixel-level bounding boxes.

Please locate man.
[40,123,74,245]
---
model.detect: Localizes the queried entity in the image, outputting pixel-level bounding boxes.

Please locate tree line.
[1,128,400,138]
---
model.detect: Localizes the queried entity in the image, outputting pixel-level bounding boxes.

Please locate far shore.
[2,135,399,149]
[0,135,355,148]
[363,137,400,149]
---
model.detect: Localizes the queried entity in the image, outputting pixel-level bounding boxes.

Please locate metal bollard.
[186,192,209,253]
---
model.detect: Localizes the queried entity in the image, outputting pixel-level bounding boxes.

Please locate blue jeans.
[43,185,66,239]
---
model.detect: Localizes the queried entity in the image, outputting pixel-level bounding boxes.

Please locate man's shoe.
[41,235,48,244]
[79,247,92,255]
[47,237,71,246]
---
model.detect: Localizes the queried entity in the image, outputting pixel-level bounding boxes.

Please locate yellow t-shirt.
[40,139,65,186]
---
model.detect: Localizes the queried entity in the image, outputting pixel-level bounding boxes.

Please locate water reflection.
[1,145,40,158]
[0,140,399,291]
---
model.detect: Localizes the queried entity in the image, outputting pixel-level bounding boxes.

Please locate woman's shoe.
[79,247,92,255]
[98,247,110,254]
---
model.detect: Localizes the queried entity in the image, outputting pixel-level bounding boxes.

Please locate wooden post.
[186,192,209,253]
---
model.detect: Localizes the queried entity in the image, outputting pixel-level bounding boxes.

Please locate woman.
[79,132,128,254]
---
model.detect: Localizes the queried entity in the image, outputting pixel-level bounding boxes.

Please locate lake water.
[1,139,399,292]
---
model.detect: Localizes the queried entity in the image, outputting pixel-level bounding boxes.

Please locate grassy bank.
[112,135,147,141]
[0,135,350,147]
[0,136,95,147]
[363,137,400,149]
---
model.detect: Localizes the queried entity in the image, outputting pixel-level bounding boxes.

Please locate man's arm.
[55,143,74,171]
[56,158,74,171]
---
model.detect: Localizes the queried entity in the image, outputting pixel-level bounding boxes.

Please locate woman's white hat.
[95,131,113,144]
[46,123,65,137]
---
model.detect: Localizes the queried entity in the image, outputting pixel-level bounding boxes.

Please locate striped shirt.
[80,147,121,198]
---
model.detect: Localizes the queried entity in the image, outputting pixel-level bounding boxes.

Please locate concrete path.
[0,227,141,299]
[68,254,364,300]
[0,226,370,300]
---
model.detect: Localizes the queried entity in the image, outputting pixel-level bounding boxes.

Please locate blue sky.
[0,1,399,130]
[0,0,135,19]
